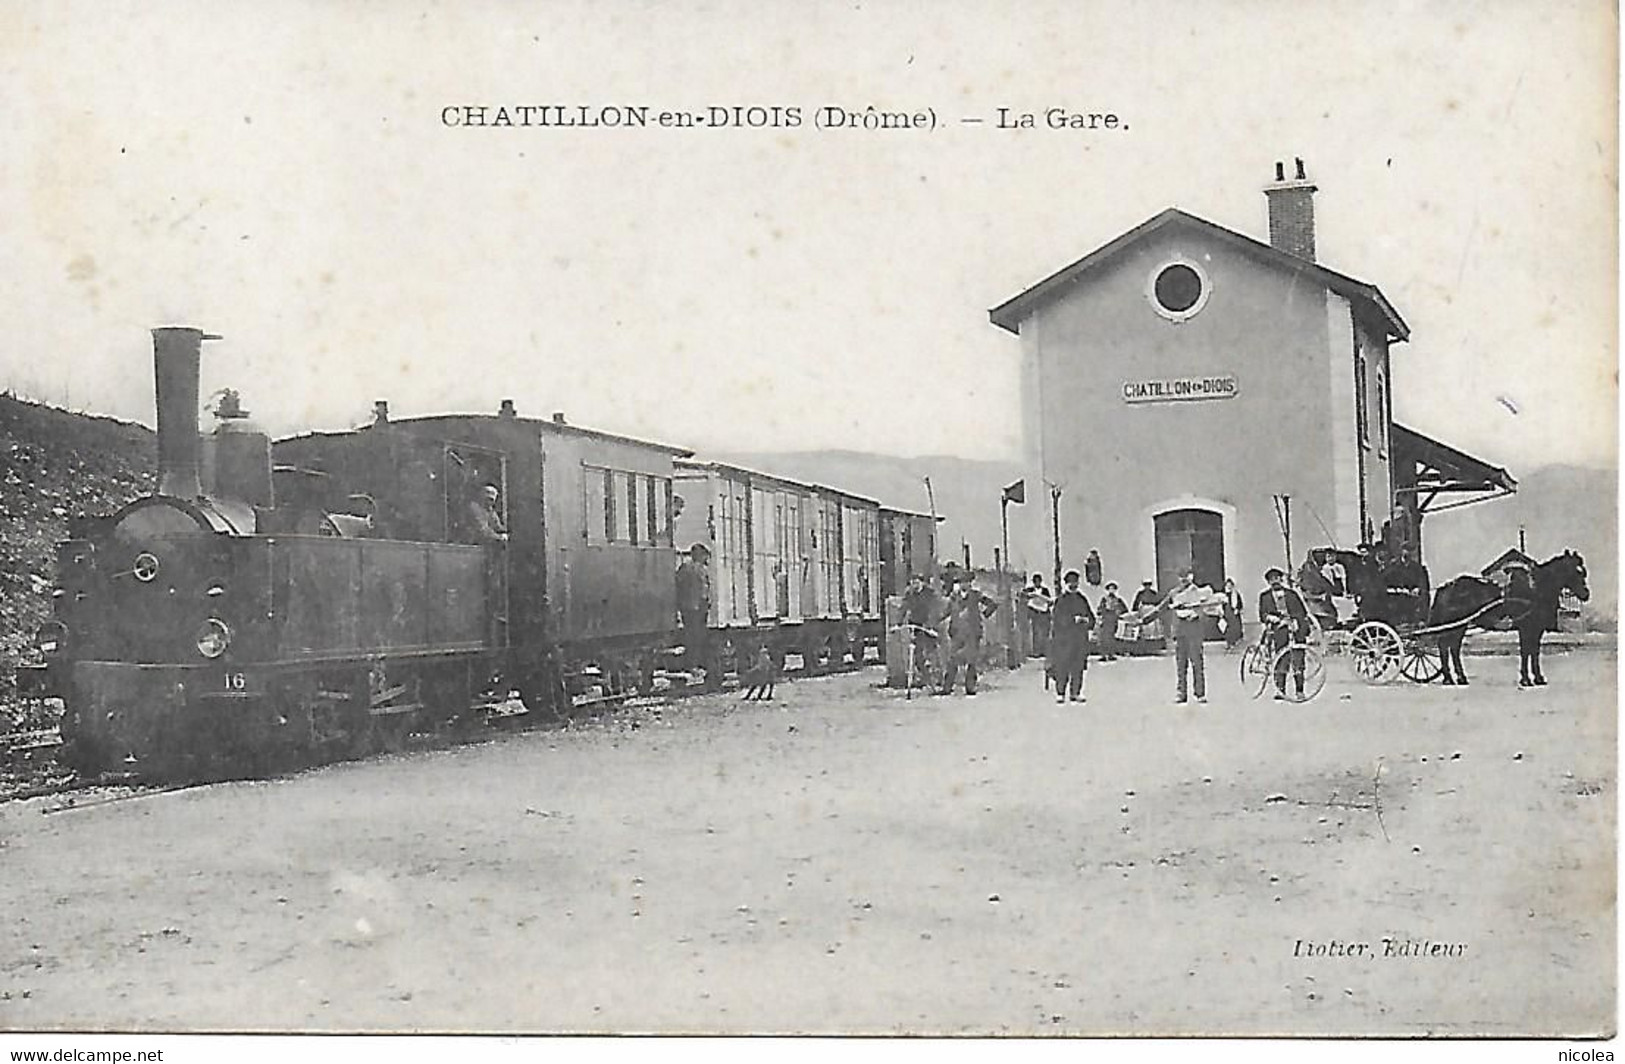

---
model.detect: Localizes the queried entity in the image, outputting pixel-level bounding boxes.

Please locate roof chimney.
[152,326,219,499]
[373,400,390,424]
[1264,157,1318,262]
[499,399,517,418]
[551,411,566,425]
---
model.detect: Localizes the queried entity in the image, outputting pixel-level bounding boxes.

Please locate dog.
[740,646,778,701]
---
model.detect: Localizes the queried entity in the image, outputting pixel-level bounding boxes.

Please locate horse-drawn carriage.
[1274,545,1590,688]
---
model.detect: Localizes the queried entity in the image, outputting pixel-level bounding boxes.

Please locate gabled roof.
[988,207,1410,341]
[1480,548,1535,577]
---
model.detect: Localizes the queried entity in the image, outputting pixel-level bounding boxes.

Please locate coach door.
[1154,509,1225,639]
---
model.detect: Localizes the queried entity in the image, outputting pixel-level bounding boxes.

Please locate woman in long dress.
[1221,578,1245,650]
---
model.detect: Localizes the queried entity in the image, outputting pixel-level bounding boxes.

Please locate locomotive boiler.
[48,328,503,776]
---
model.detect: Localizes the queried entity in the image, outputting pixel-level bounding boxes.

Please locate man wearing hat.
[1048,570,1095,702]
[1131,578,1162,654]
[1165,569,1214,703]
[1258,567,1311,700]
[939,573,999,696]
[676,544,714,686]
[1096,580,1127,661]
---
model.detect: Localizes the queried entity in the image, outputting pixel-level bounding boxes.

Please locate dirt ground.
[0,646,1614,1036]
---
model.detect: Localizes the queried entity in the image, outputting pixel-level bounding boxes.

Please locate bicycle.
[1239,618,1327,703]
[890,623,943,699]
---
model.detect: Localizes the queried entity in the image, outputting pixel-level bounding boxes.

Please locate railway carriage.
[877,505,940,600]
[48,328,693,776]
[672,460,886,672]
[40,326,948,780]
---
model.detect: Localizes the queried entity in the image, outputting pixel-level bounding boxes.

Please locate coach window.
[659,478,674,546]
[603,468,617,542]
[583,465,606,544]
[644,476,659,546]
[609,471,630,543]
[626,473,643,545]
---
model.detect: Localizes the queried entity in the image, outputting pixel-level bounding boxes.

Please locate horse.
[1515,551,1589,685]
[1428,550,1589,686]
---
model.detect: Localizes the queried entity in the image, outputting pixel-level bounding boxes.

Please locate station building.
[989,161,1514,607]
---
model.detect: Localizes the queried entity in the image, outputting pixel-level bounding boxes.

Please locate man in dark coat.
[939,575,998,696]
[676,545,713,685]
[1048,570,1095,703]
[1259,567,1311,700]
[899,572,945,689]
[1096,581,1127,661]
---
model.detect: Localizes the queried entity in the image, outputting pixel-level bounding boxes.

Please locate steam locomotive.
[39,327,938,777]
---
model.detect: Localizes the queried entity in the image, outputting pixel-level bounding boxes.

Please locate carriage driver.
[1259,567,1311,701]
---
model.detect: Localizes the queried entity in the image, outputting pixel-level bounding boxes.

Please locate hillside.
[1420,464,1616,622]
[0,395,157,702]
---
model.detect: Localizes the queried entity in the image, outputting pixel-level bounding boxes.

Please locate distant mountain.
[717,449,1022,566]
[1421,463,1616,622]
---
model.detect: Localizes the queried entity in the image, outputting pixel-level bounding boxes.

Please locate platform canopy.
[1392,423,1518,514]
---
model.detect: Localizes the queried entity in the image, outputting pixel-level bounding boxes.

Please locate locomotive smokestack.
[152,326,219,499]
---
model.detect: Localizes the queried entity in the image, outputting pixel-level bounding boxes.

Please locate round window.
[1147,259,1211,321]
[1154,264,1204,314]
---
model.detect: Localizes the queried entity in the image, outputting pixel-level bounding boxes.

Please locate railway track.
[1,657,878,803]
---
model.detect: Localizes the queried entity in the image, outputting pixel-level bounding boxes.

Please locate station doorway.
[1154,508,1225,640]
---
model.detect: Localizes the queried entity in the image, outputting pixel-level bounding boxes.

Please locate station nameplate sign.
[1122,375,1239,403]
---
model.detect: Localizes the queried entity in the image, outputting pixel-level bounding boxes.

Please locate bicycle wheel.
[1239,642,1272,699]
[1270,645,1326,703]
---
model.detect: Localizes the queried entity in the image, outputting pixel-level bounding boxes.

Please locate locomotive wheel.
[1349,621,1403,684]
[519,660,569,720]
[1397,639,1445,684]
[420,663,473,729]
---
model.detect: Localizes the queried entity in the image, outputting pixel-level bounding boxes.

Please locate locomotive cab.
[51,327,499,777]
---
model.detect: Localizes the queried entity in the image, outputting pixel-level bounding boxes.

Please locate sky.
[0,0,1616,472]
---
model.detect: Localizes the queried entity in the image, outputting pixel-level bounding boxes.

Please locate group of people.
[1019,555,1334,704]
[897,567,1002,695]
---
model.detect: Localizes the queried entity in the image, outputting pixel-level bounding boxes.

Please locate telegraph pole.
[1049,483,1063,592]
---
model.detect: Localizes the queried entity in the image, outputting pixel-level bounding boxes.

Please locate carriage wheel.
[1270,645,1327,703]
[1349,621,1403,684]
[1239,642,1272,699]
[1397,639,1444,684]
